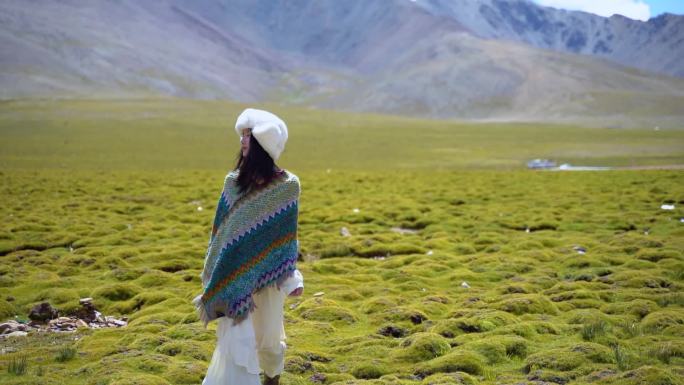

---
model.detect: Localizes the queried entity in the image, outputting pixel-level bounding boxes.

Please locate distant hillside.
[0,0,683,127]
[0,1,286,101]
[415,0,684,78]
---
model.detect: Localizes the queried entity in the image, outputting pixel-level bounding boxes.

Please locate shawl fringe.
[192,268,296,329]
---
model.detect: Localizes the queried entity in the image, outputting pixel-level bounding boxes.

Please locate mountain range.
[1,0,683,126]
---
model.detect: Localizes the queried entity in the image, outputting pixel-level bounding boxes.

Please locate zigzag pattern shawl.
[192,169,300,328]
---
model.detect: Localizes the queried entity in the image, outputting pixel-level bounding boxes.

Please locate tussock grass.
[55,345,77,362]
[6,354,28,375]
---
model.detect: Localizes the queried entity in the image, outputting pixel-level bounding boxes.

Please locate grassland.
[0,99,683,385]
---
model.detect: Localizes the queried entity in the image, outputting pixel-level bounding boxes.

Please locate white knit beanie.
[234,108,288,161]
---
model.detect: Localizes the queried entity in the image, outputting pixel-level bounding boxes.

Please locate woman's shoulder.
[222,170,241,200]
[279,168,298,180]
[276,169,300,198]
[227,168,294,179]
[280,169,300,187]
[223,169,238,182]
[224,168,298,193]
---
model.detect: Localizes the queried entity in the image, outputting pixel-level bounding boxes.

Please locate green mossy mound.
[165,323,213,341]
[318,243,353,258]
[569,342,615,364]
[110,291,174,314]
[360,297,398,314]
[491,322,537,338]
[109,374,171,385]
[331,289,364,301]
[129,333,171,351]
[329,379,394,385]
[162,363,206,384]
[91,283,141,301]
[549,289,601,303]
[526,369,573,384]
[353,242,427,258]
[641,310,684,332]
[107,267,146,281]
[459,341,506,364]
[431,319,467,338]
[565,308,614,325]
[285,356,314,374]
[0,298,17,321]
[449,310,520,333]
[129,311,187,326]
[415,351,485,377]
[611,270,673,289]
[636,248,682,263]
[500,284,532,294]
[135,270,175,287]
[91,255,130,270]
[395,332,451,362]
[495,294,559,315]
[372,306,428,325]
[325,373,357,383]
[524,342,613,374]
[602,299,659,319]
[295,298,357,323]
[524,348,585,373]
[33,287,80,306]
[154,259,191,273]
[333,338,398,359]
[601,365,682,385]
[299,304,357,324]
[461,335,528,363]
[156,340,209,361]
[351,362,391,379]
[649,340,684,364]
[420,301,450,319]
[420,372,478,385]
[134,353,172,374]
[453,243,477,255]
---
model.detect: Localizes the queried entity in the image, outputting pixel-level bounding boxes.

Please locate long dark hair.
[234,134,279,195]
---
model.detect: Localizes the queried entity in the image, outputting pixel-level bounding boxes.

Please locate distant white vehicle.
[552,164,612,171]
[527,159,556,169]
[532,161,614,171]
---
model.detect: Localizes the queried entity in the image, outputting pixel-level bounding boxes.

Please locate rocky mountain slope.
[415,0,684,78]
[0,0,682,126]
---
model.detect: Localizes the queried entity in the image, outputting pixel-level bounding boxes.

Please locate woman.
[192,108,304,385]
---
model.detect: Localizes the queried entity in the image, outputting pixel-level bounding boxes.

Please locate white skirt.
[201,270,303,385]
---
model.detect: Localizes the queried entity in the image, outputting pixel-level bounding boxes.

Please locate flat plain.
[0,99,682,385]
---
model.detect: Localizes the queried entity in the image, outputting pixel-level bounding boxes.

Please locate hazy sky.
[532,0,684,21]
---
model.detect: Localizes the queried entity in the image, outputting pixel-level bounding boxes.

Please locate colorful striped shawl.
[192,169,300,327]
